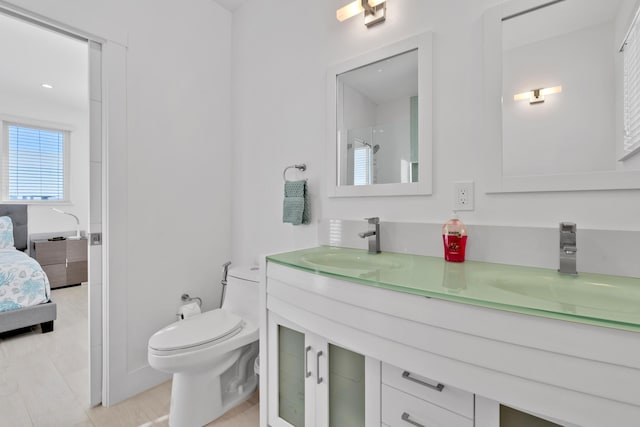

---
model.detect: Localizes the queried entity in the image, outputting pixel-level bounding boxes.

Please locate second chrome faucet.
[358,217,381,254]
[559,222,577,275]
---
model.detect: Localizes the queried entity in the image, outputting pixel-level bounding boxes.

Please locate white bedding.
[0,248,51,312]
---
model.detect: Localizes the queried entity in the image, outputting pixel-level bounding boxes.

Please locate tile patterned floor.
[0,284,259,426]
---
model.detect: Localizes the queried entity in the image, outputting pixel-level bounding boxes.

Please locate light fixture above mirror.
[337,0,386,28]
[514,85,562,104]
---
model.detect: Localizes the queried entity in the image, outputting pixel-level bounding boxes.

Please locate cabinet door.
[66,239,87,262]
[267,313,380,427]
[268,313,316,427]
[67,261,88,285]
[326,343,366,427]
[66,239,88,284]
[33,240,66,266]
[42,264,67,288]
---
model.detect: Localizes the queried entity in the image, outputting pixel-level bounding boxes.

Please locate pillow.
[0,216,15,249]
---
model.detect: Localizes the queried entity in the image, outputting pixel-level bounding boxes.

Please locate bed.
[0,204,56,334]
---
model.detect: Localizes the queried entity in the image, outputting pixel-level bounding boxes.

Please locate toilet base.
[168,344,258,427]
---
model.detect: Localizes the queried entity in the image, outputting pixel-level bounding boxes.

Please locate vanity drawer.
[382,384,473,427]
[382,362,474,419]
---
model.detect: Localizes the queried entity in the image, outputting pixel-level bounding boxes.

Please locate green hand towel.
[302,186,311,225]
[283,197,304,225]
[283,180,310,225]
[285,180,305,197]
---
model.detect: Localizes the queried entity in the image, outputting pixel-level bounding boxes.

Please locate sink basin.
[301,252,403,275]
[480,273,640,315]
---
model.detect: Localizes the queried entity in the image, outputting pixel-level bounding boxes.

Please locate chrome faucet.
[358,217,380,254]
[558,222,577,275]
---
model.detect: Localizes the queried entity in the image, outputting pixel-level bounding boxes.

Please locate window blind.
[353,146,371,186]
[7,125,65,201]
[623,11,640,160]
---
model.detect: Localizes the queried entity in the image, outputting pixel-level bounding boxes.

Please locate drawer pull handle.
[304,346,312,378]
[402,371,445,392]
[401,412,426,427]
[316,350,324,384]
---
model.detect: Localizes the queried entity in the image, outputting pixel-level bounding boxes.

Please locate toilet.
[148,266,260,427]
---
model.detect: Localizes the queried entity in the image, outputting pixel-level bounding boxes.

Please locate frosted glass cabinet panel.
[268,313,372,427]
[278,325,306,426]
[328,344,365,427]
[269,317,315,427]
[475,396,580,427]
[500,405,562,427]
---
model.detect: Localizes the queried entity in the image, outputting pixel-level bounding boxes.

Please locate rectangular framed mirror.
[326,31,433,197]
[483,0,640,193]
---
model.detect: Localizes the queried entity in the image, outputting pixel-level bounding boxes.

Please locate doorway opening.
[0,7,104,411]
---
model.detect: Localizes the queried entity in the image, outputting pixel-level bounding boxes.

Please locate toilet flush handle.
[221,261,232,286]
[220,261,232,308]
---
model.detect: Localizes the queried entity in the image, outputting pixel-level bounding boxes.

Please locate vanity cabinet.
[267,312,380,426]
[262,259,640,427]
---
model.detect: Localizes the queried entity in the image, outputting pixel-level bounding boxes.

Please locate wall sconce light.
[337,0,386,28]
[514,86,562,104]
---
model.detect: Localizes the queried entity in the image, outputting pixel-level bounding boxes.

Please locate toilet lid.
[149,309,243,352]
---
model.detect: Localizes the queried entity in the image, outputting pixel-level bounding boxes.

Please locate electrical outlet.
[453,181,474,211]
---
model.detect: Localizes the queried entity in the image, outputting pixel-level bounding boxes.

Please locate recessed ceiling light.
[41,83,54,89]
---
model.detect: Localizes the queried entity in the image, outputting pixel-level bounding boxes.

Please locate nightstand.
[31,238,88,289]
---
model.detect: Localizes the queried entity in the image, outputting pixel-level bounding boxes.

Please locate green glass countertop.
[267,246,640,333]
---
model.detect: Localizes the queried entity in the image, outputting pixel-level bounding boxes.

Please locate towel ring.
[283,164,307,181]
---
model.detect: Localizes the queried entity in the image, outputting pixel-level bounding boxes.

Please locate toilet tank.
[223,266,260,325]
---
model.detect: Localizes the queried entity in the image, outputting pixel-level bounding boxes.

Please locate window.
[622,7,640,160]
[1,123,69,202]
[353,145,372,186]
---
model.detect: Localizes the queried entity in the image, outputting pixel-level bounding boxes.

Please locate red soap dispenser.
[442,212,468,262]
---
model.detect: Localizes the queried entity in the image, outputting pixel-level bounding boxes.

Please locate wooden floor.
[0,284,259,427]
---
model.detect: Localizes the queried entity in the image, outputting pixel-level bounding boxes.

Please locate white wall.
[343,84,376,131]
[230,0,640,267]
[6,0,232,403]
[375,97,411,184]
[375,96,410,124]
[0,95,89,236]
[121,0,231,380]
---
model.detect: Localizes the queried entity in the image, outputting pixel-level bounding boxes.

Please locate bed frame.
[0,204,57,334]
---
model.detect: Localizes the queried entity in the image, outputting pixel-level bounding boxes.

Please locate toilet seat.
[149,309,243,353]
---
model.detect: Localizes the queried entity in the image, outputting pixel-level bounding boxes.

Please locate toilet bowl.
[148,266,260,427]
